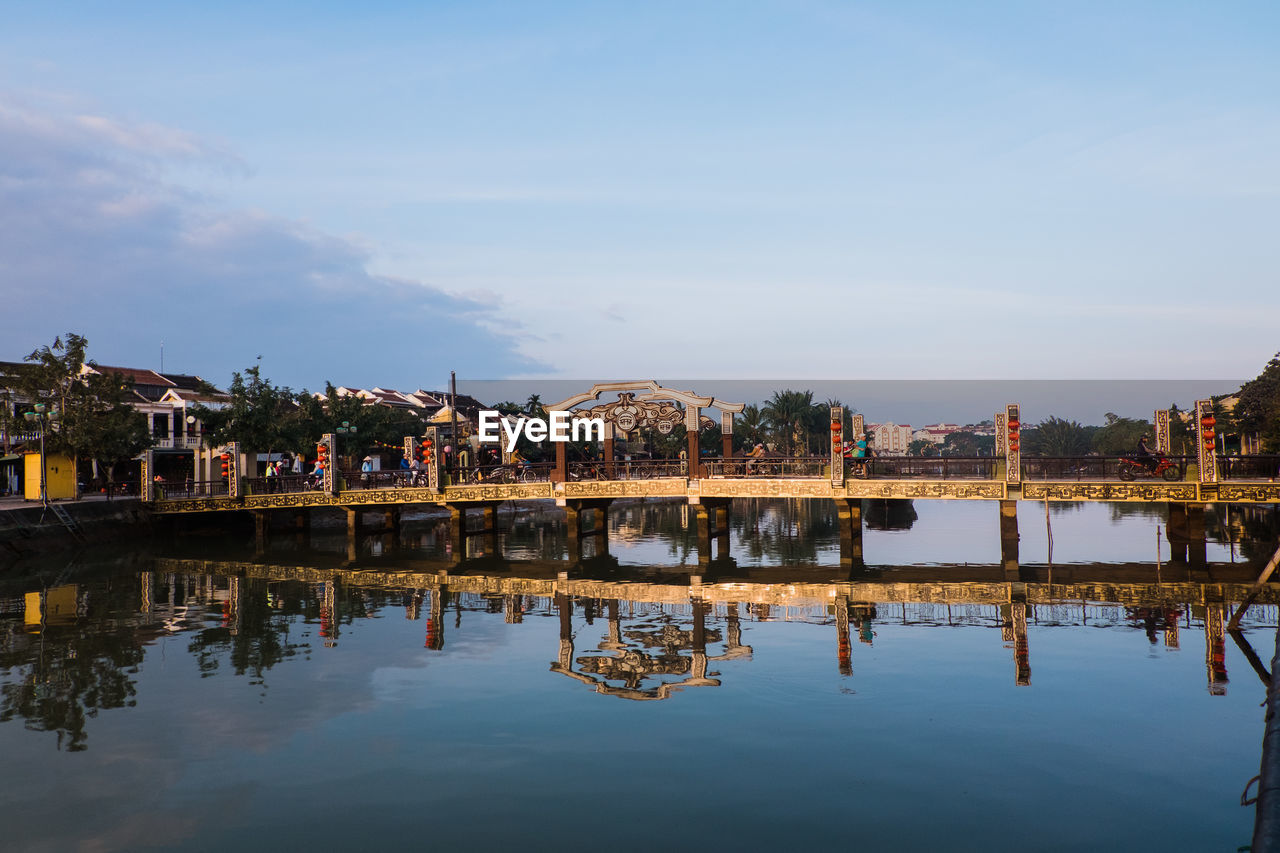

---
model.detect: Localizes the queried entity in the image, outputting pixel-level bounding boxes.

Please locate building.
[867,422,913,456]
[80,365,229,450]
[911,423,965,445]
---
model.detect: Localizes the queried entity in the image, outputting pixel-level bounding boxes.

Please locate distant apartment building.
[867,422,913,456]
[912,423,965,445]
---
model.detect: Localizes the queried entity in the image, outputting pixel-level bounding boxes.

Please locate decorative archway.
[546,381,745,481]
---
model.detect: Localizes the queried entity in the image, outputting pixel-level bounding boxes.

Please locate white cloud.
[0,96,540,388]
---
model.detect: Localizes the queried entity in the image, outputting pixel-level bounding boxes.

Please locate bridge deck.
[149,476,1280,513]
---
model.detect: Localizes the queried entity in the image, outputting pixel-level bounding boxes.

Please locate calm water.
[2,499,1278,852]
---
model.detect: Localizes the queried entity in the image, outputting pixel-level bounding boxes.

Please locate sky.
[1,0,1277,393]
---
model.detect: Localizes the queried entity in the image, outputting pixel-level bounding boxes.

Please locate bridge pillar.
[1168,503,1189,563]
[252,510,269,553]
[564,503,582,560]
[999,500,1019,574]
[692,499,730,564]
[294,510,310,540]
[1187,503,1208,567]
[446,506,466,561]
[836,498,864,566]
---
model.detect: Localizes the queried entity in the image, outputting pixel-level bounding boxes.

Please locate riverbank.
[0,497,152,565]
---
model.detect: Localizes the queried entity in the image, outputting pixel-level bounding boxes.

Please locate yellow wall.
[24,452,77,501]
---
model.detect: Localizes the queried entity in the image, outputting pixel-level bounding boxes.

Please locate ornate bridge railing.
[157,479,230,499]
[1218,455,1280,481]
[245,475,320,495]
[569,459,687,481]
[860,456,996,480]
[1021,455,1191,481]
[705,456,827,478]
[451,463,555,485]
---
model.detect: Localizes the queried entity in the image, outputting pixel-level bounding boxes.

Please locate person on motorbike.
[1135,434,1159,473]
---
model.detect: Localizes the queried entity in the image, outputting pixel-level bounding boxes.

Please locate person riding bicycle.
[745,442,766,475]
[1135,434,1160,473]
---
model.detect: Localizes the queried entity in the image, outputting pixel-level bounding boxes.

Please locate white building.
[867,422,913,456]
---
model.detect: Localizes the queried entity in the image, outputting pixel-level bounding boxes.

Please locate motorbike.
[1117,455,1181,482]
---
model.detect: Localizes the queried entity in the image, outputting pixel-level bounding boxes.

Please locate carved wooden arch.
[547,380,745,417]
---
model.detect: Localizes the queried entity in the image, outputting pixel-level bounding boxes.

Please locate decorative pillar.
[319,434,336,495]
[830,406,844,486]
[1195,399,1217,484]
[554,426,568,484]
[1154,409,1171,455]
[721,412,734,460]
[423,427,441,493]
[686,405,701,479]
[604,422,616,480]
[1003,404,1021,486]
[141,449,155,502]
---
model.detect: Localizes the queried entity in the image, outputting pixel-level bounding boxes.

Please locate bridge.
[143,382,1279,565]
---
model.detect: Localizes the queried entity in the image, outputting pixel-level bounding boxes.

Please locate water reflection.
[2,500,1278,852]
[6,550,1279,751]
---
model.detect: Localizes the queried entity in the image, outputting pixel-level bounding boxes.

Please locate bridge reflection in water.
[135,555,1275,698]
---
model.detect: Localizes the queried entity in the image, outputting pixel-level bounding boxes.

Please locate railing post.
[1155,409,1171,455]
[1004,404,1021,487]
[1195,399,1218,484]
[830,406,844,487]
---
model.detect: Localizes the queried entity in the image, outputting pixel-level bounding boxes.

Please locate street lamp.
[23,403,61,509]
[336,420,358,468]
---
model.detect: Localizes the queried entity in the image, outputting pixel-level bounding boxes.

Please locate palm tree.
[525,394,545,418]
[762,389,815,455]
[736,404,768,450]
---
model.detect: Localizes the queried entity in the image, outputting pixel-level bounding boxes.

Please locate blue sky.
[1,1,1277,390]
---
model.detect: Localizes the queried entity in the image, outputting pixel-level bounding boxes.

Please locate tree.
[735,404,769,451]
[1168,403,1196,456]
[762,389,818,455]
[1091,413,1152,455]
[1028,416,1092,456]
[907,439,938,457]
[942,430,995,456]
[191,365,303,458]
[1236,353,1280,451]
[8,334,149,486]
